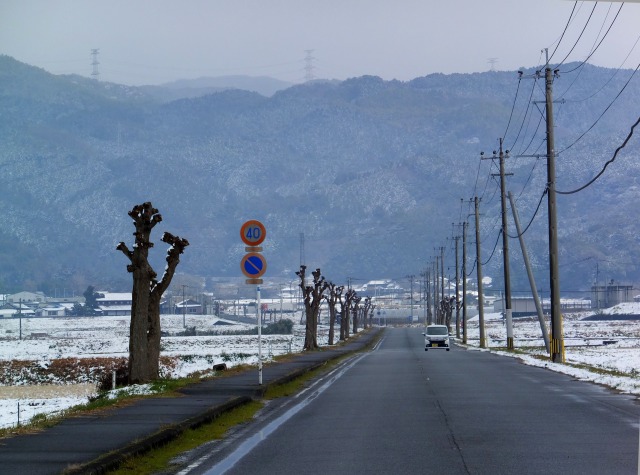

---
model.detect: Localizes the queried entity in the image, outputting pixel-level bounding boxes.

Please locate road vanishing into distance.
[178,327,639,475]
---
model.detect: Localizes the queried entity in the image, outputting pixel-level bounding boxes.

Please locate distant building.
[35,305,67,317]
[7,291,46,304]
[96,292,132,316]
[0,301,36,317]
[175,298,203,315]
[591,283,634,309]
[494,296,591,316]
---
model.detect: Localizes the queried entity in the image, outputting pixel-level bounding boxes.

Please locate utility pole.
[454,234,461,339]
[474,197,486,348]
[440,246,445,305]
[462,221,468,344]
[182,285,187,328]
[433,257,439,324]
[407,275,415,321]
[484,139,514,349]
[422,271,428,326]
[520,57,564,362]
[426,269,432,325]
[545,66,564,363]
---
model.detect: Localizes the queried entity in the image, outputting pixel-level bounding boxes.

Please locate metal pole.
[257,286,262,385]
[545,67,564,363]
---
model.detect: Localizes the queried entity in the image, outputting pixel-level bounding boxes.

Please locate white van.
[423,325,450,351]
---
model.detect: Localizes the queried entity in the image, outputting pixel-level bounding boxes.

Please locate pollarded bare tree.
[352,294,362,334]
[296,265,328,351]
[324,282,344,345]
[361,296,372,329]
[117,202,189,384]
[340,288,356,341]
[441,296,456,332]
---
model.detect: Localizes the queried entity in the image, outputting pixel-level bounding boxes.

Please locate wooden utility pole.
[454,235,461,339]
[474,197,486,348]
[433,257,440,325]
[440,246,445,309]
[426,269,432,325]
[497,139,514,349]
[545,66,564,363]
[462,221,468,344]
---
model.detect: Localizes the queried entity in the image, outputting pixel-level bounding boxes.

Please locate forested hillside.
[0,55,638,295]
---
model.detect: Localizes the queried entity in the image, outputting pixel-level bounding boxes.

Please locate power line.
[557,116,640,195]
[560,3,625,74]
[545,1,579,66]
[556,2,599,68]
[558,61,640,154]
[507,187,548,238]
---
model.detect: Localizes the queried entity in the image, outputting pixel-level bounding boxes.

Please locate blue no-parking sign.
[241,252,267,279]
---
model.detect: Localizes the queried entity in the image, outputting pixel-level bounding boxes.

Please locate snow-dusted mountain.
[0,55,638,294]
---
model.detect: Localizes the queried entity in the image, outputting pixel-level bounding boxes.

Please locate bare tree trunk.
[325,283,343,346]
[117,203,189,384]
[341,289,356,341]
[352,295,361,334]
[297,266,327,351]
[362,297,371,329]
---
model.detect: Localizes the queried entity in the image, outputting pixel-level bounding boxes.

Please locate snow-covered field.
[0,313,313,429]
[463,302,640,395]
[1,303,640,429]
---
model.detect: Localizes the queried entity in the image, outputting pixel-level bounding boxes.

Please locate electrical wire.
[556,2,599,68]
[508,76,539,153]
[557,2,615,99]
[545,2,579,66]
[561,3,625,74]
[502,77,522,141]
[557,116,640,195]
[562,30,640,102]
[481,229,503,266]
[507,187,548,238]
[558,62,640,155]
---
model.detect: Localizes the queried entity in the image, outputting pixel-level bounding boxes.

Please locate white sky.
[1,0,640,85]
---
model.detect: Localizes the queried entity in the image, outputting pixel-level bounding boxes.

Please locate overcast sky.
[1,0,639,86]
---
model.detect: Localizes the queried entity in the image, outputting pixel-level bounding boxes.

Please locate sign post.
[240,220,267,385]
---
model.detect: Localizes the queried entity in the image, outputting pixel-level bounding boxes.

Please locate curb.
[64,328,382,474]
[63,396,252,475]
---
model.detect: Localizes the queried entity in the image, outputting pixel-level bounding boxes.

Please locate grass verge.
[107,400,264,475]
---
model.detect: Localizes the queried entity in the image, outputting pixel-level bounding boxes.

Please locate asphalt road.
[181,326,640,475]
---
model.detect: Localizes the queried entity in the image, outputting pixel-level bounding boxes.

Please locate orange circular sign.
[240,252,267,278]
[240,220,266,246]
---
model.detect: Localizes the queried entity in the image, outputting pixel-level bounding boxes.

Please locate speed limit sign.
[240,220,266,246]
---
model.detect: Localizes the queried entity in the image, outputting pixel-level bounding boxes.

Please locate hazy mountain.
[0,55,639,297]
[139,75,295,102]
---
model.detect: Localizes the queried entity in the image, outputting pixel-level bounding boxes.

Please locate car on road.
[423,324,450,351]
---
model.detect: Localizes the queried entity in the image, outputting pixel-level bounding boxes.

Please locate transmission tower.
[487,57,498,71]
[304,50,316,82]
[299,232,306,266]
[91,49,100,81]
